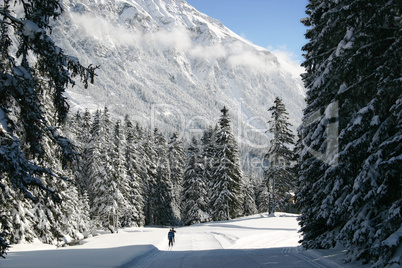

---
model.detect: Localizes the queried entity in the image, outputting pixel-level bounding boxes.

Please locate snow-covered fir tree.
[66,111,84,188]
[110,120,133,227]
[0,180,35,246]
[210,107,243,221]
[241,175,258,216]
[2,93,92,249]
[30,89,79,244]
[67,109,93,195]
[264,97,296,215]
[153,128,175,226]
[200,125,217,214]
[0,0,96,256]
[141,129,160,225]
[123,115,145,227]
[256,181,270,214]
[297,0,401,266]
[88,108,125,233]
[182,137,209,225]
[168,132,185,224]
[85,110,101,204]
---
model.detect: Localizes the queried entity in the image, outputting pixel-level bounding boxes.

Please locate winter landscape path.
[4,213,367,268]
[119,246,343,268]
[118,218,343,268]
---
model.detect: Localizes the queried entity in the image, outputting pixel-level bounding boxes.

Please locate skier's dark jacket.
[168,231,174,239]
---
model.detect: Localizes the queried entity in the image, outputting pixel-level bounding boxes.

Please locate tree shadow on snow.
[4,245,158,268]
[5,245,353,268]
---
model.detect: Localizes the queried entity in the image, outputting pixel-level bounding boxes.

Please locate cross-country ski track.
[4,213,368,268]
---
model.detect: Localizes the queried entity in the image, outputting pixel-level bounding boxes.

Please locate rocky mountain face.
[53,0,305,151]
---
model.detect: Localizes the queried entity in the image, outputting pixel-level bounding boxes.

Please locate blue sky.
[186,0,309,64]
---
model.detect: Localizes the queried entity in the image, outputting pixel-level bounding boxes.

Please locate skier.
[171,227,176,241]
[168,228,176,247]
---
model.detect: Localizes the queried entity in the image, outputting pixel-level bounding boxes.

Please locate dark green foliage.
[210,107,243,221]
[168,132,186,224]
[264,97,296,214]
[182,137,209,225]
[123,115,145,227]
[297,0,401,265]
[241,176,257,216]
[0,0,97,256]
[153,129,175,226]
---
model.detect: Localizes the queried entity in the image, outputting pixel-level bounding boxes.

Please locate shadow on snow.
[118,246,338,268]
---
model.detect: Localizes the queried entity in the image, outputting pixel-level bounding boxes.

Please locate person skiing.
[168,228,176,247]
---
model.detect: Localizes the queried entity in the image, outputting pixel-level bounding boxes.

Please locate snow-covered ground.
[3,213,368,268]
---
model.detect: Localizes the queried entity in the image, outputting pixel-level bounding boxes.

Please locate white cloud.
[188,41,278,74]
[71,13,141,47]
[72,13,193,51]
[147,27,193,51]
[71,12,301,78]
[228,50,275,73]
[268,45,305,77]
[189,44,226,61]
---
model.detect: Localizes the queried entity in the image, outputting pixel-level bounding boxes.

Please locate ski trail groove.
[128,251,167,268]
[291,252,327,268]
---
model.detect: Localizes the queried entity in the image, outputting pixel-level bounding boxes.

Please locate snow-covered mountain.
[53,0,305,148]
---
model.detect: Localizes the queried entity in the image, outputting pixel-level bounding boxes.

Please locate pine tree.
[72,198,91,240]
[264,97,295,215]
[6,46,91,248]
[210,107,243,221]
[0,180,35,246]
[256,180,270,213]
[55,176,91,244]
[241,175,258,216]
[200,125,217,211]
[297,0,401,266]
[0,0,96,256]
[124,115,145,227]
[111,120,132,228]
[140,129,158,225]
[89,108,124,233]
[182,137,209,225]
[71,109,93,195]
[153,128,175,226]
[168,132,185,224]
[86,109,101,208]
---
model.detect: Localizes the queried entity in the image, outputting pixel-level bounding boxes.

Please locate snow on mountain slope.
[53,0,305,149]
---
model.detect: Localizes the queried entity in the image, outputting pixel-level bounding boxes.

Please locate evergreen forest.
[0,0,400,267]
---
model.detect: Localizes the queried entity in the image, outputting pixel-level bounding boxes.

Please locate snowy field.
[3,213,369,268]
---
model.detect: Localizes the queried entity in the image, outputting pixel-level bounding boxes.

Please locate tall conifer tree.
[241,175,258,216]
[265,97,295,214]
[201,125,217,216]
[210,107,243,221]
[182,137,209,225]
[153,128,174,225]
[141,130,158,225]
[124,115,145,227]
[75,109,93,195]
[297,0,401,265]
[0,0,96,256]
[256,181,270,213]
[111,120,132,227]
[89,108,124,233]
[168,132,185,224]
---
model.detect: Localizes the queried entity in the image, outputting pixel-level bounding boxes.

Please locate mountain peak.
[55,0,305,148]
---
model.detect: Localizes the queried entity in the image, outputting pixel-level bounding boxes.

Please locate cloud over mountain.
[53,0,305,149]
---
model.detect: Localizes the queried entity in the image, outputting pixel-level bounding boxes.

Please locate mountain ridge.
[54,0,305,149]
